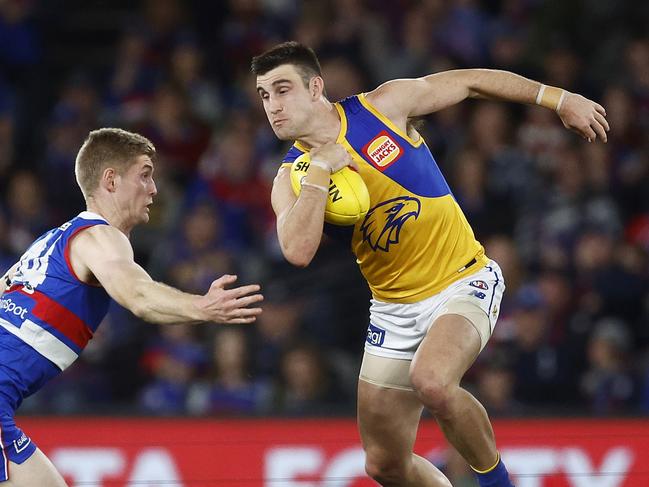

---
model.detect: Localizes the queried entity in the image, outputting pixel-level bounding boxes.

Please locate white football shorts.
[363,260,505,361]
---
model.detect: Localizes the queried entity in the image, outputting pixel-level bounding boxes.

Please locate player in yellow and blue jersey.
[252,42,609,487]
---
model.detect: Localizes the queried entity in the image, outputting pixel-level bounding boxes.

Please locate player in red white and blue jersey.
[0,128,263,486]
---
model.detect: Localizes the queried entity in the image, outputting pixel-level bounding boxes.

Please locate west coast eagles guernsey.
[282,94,488,304]
[0,211,111,409]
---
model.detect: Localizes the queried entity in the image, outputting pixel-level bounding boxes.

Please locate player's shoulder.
[364,82,405,118]
[73,222,130,255]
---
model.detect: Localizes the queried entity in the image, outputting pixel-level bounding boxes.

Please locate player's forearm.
[464,69,543,105]
[276,162,330,267]
[278,185,327,267]
[400,69,551,118]
[127,280,205,324]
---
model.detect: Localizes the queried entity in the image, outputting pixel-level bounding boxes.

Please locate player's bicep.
[73,226,153,307]
[367,71,472,118]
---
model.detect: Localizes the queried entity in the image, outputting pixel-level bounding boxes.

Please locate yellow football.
[289,152,370,226]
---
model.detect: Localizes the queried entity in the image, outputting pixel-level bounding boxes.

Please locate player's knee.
[365,455,408,486]
[410,372,455,418]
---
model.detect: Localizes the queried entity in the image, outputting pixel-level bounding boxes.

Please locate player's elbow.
[127,297,152,321]
[287,255,313,268]
[284,249,315,268]
[122,284,154,321]
[281,240,316,268]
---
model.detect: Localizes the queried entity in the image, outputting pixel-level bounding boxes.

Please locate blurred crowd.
[1,0,649,419]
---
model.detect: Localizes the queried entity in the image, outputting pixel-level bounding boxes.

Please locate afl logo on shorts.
[366,323,386,346]
[362,131,403,170]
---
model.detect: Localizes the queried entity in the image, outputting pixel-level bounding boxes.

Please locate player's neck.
[297,100,341,149]
[85,200,134,237]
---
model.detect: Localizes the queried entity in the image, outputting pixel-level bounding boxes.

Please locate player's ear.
[310,76,324,99]
[100,167,118,192]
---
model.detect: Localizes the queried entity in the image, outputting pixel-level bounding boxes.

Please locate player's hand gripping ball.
[290,152,370,226]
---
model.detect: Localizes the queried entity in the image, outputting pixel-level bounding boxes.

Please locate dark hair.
[251,41,322,88]
[75,128,156,198]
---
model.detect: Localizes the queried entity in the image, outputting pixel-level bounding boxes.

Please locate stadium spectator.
[510,284,580,409]
[581,318,636,414]
[139,324,208,415]
[187,327,269,415]
[264,341,349,416]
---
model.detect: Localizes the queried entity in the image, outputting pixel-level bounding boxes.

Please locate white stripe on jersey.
[0,318,78,370]
[0,422,7,481]
[78,211,107,222]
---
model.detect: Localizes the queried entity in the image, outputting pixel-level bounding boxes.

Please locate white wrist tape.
[301,181,329,194]
[535,84,546,105]
[556,90,567,113]
[536,84,566,112]
[309,158,333,174]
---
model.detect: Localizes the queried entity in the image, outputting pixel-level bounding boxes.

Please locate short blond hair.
[75,128,156,198]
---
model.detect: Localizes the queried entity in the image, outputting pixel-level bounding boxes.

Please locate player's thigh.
[4,448,67,487]
[411,261,505,385]
[410,313,482,387]
[358,377,423,463]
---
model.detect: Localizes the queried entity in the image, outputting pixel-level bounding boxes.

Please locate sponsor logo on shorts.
[362,131,403,170]
[469,280,489,290]
[0,297,29,320]
[366,323,386,346]
[13,433,31,453]
[469,290,486,300]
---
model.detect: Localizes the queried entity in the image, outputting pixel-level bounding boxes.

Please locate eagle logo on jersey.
[360,196,421,252]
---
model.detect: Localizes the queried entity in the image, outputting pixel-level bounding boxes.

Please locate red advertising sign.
[17,417,649,486]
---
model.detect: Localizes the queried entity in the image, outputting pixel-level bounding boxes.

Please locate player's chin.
[272,126,294,141]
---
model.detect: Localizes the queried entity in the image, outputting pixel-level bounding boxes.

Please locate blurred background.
[1,0,649,425]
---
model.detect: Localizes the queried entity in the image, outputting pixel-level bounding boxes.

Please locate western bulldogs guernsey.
[0,212,110,477]
[0,212,111,406]
[282,94,488,303]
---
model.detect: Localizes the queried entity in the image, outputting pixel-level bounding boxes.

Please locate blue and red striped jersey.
[0,211,111,372]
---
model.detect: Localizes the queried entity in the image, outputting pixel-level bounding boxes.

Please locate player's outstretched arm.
[367,69,609,142]
[71,225,263,324]
[272,142,353,267]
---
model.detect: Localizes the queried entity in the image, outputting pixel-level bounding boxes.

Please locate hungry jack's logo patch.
[363,131,403,170]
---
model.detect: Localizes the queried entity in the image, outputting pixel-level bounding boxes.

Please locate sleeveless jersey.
[282,94,488,303]
[0,211,111,383]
